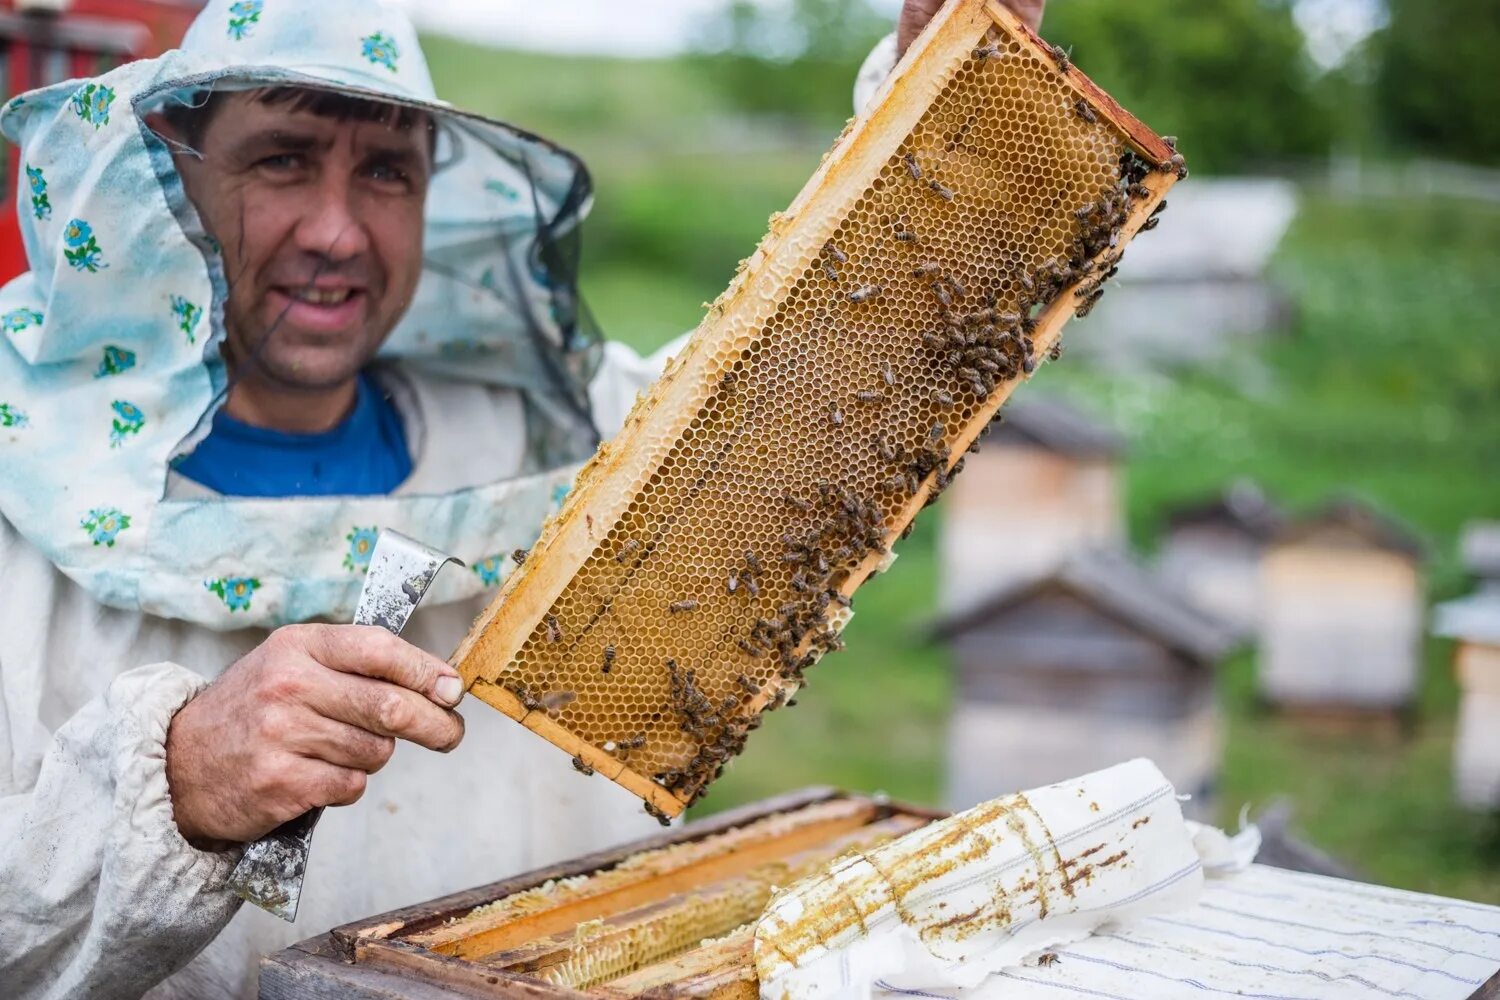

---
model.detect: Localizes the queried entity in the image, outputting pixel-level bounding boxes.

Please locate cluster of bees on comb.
[492,34,1185,823]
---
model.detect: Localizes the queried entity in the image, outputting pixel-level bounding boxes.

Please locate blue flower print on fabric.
[110,400,145,447]
[484,178,520,202]
[170,295,203,343]
[471,555,504,587]
[344,525,378,571]
[25,165,51,221]
[95,345,136,378]
[0,403,29,428]
[361,31,399,72]
[81,507,131,547]
[227,0,264,40]
[2,308,42,334]
[207,576,260,611]
[63,218,108,272]
[70,82,115,129]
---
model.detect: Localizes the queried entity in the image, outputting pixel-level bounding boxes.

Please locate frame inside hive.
[314,789,939,998]
[451,0,1181,818]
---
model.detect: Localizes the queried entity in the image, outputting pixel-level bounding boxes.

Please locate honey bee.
[903,152,922,181]
[880,361,897,387]
[913,261,941,278]
[821,260,840,281]
[744,551,763,575]
[928,422,945,441]
[1140,216,1160,232]
[540,690,576,712]
[1073,98,1097,124]
[1161,135,1177,150]
[737,674,760,694]
[931,388,954,408]
[1037,953,1061,968]
[927,179,955,201]
[856,389,886,404]
[1047,43,1070,72]
[726,570,740,594]
[782,492,814,512]
[746,576,761,598]
[1151,199,1168,217]
[571,755,595,776]
[620,734,647,751]
[945,275,967,298]
[669,599,700,614]
[829,403,845,427]
[1048,341,1064,361]
[849,284,884,303]
[603,645,616,671]
[615,538,641,563]
[737,638,765,658]
[894,225,917,243]
[823,240,848,264]
[544,613,562,642]
[973,43,1000,60]
[932,282,953,307]
[644,802,671,827]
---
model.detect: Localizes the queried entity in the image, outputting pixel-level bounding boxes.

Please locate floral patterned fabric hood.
[0,0,605,629]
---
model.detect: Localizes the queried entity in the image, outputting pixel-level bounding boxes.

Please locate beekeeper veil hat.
[0,0,604,628]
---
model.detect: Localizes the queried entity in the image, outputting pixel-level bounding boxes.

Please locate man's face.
[171,92,432,390]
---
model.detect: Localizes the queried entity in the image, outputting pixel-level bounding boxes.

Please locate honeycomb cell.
[460,11,1177,813]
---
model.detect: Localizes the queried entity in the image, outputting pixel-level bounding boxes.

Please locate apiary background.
[411,3,1500,904]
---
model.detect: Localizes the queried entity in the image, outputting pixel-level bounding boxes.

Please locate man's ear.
[145,111,198,159]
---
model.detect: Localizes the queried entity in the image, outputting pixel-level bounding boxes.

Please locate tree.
[1377,0,1500,165]
[1041,0,1331,174]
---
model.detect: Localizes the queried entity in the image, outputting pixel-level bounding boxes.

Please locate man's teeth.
[291,288,353,305]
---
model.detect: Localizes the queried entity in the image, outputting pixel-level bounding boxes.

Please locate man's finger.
[287,714,398,773]
[281,623,464,706]
[304,668,465,753]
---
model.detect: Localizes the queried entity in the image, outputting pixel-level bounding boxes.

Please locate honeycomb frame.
[451,0,1182,818]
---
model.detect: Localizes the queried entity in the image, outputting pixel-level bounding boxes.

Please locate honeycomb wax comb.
[451,0,1183,820]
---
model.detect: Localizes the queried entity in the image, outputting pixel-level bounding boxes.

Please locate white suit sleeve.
[587,333,691,439]
[0,661,243,1000]
[855,32,899,114]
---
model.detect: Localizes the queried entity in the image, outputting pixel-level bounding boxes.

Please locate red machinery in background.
[0,0,202,280]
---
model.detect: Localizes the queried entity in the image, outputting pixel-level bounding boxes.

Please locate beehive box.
[452,0,1182,820]
[261,789,939,999]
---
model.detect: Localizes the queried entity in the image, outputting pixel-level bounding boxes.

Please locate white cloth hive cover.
[755,759,1255,1000]
[0,0,605,630]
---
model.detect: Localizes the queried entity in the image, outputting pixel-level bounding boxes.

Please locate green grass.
[422,39,1500,901]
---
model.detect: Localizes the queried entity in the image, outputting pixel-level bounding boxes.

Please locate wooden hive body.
[451,0,1182,818]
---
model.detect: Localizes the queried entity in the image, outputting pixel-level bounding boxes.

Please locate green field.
[423,37,1500,903]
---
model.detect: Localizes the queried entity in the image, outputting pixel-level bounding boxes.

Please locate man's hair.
[160,86,435,152]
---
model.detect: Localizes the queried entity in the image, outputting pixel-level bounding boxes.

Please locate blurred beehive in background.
[1435,520,1500,811]
[932,549,1237,817]
[938,393,1124,613]
[1260,498,1424,717]
[1157,480,1283,635]
[1064,178,1298,369]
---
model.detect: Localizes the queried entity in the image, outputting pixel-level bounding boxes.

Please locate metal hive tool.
[451,0,1183,820]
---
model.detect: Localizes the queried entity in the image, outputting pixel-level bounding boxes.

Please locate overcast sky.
[391,0,1383,66]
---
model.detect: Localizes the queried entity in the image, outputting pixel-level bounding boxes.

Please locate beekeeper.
[0,0,1043,997]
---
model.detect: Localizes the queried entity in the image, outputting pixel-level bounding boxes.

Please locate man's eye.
[367,162,411,186]
[258,153,303,171]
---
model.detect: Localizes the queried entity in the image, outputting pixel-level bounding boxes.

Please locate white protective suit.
[0,0,902,994]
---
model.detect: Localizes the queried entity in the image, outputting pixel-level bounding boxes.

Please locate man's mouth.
[268,284,367,335]
[289,287,356,306]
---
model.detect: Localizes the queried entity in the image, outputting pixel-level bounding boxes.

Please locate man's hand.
[898,0,1045,57]
[165,624,466,846]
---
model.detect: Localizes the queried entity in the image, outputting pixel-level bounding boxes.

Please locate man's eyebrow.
[228,129,330,159]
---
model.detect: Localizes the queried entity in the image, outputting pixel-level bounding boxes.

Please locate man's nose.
[294,173,371,262]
